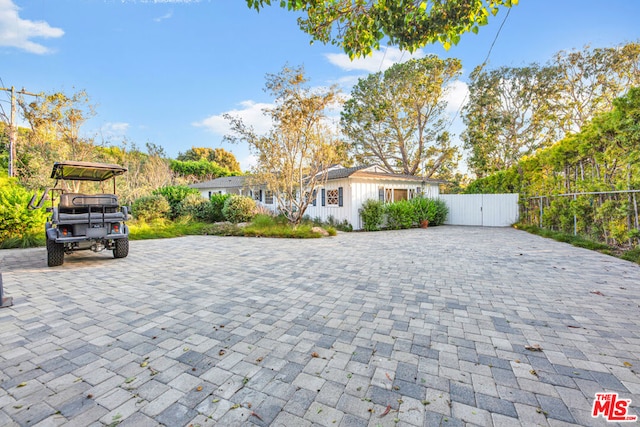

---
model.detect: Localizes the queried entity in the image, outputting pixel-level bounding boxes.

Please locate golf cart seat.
[59,193,118,212]
[57,193,125,222]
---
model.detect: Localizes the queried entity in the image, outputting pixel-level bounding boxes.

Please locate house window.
[253,189,262,202]
[385,188,393,203]
[264,190,274,204]
[304,191,315,205]
[327,189,339,205]
[322,187,343,206]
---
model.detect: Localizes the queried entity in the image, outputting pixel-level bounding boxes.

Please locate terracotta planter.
[420,219,429,228]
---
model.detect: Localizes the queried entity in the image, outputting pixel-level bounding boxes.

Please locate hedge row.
[132,187,257,224]
[360,197,448,231]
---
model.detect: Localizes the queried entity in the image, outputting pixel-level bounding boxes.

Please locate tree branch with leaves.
[246,0,518,58]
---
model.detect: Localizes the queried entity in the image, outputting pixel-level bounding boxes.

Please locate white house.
[189,165,442,230]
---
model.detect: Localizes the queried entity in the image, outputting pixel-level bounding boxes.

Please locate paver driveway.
[0,226,639,427]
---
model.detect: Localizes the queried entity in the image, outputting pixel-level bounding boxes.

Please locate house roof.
[189,175,247,189]
[324,165,370,180]
[326,165,445,184]
[189,165,445,190]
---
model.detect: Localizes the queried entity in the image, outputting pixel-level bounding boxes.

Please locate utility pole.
[0,86,39,177]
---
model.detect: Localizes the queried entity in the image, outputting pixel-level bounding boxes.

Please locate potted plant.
[411,197,431,229]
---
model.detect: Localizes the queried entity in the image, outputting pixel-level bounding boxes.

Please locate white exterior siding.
[304,178,440,230]
[304,179,353,225]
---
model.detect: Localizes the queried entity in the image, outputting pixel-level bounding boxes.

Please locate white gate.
[439,194,519,227]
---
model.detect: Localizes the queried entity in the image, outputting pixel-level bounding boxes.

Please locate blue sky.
[1,0,639,172]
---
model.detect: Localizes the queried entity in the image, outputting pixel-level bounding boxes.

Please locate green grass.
[0,215,336,249]
[515,223,640,265]
[130,214,337,239]
[621,247,640,264]
[202,215,336,238]
[0,231,46,249]
[128,219,208,240]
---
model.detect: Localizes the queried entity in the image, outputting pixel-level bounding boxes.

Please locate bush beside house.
[222,195,256,223]
[360,197,448,231]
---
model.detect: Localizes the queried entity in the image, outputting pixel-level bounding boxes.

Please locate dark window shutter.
[259,189,263,201]
[312,189,317,206]
[338,187,343,207]
[379,188,385,201]
[321,189,325,206]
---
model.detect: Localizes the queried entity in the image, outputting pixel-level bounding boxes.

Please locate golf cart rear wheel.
[47,239,64,267]
[113,237,129,259]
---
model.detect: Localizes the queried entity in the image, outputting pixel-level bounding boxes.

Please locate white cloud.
[0,0,64,54]
[240,153,258,171]
[444,80,469,115]
[154,10,173,22]
[100,122,130,141]
[325,46,425,73]
[193,100,274,136]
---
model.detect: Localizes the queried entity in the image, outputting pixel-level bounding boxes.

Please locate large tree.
[16,90,96,189]
[177,146,242,173]
[225,65,342,224]
[462,42,640,178]
[246,0,518,58]
[341,55,462,177]
[549,42,640,134]
[462,64,558,177]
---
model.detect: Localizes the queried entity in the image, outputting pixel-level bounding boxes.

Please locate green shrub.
[0,176,49,245]
[541,197,573,233]
[132,194,171,222]
[209,193,231,222]
[410,197,430,224]
[385,199,414,230]
[152,185,201,219]
[222,195,256,223]
[360,199,385,231]
[252,213,276,227]
[178,193,212,222]
[430,198,449,226]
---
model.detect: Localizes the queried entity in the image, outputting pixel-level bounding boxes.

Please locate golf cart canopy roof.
[51,161,128,181]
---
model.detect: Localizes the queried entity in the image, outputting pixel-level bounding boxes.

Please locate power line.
[446,7,512,130]
[480,7,512,69]
[377,45,389,72]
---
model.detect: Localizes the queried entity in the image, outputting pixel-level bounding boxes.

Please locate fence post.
[539,197,543,228]
[0,273,14,308]
[573,193,577,236]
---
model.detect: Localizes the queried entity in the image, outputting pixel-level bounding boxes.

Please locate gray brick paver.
[1,227,639,426]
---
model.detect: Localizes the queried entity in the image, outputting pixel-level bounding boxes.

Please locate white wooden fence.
[439,194,519,227]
